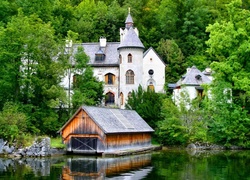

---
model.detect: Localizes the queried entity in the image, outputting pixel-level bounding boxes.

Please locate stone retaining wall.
[0,138,65,157]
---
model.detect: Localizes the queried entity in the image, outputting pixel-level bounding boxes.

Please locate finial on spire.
[128,7,130,14]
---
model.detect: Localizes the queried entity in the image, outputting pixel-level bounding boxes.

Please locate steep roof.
[72,42,120,67]
[176,66,211,86]
[59,106,154,134]
[118,27,144,50]
[125,12,133,24]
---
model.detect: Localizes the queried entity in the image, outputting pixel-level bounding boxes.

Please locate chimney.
[100,37,106,47]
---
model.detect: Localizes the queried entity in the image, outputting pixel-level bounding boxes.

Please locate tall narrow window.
[119,54,122,64]
[126,70,134,84]
[128,53,132,63]
[105,92,115,105]
[105,73,115,85]
[120,92,124,105]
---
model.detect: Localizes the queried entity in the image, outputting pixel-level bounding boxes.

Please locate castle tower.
[118,10,145,109]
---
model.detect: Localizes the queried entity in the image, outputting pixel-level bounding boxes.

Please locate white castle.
[61,11,166,109]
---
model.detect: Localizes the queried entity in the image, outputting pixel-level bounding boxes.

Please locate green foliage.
[126,85,166,129]
[71,46,104,111]
[0,102,27,142]
[203,81,250,148]
[50,137,65,149]
[0,11,67,136]
[157,39,186,83]
[157,92,209,146]
[156,98,188,145]
[204,0,250,147]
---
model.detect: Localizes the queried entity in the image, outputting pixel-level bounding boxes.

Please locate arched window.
[120,92,124,105]
[105,73,115,85]
[128,92,132,98]
[126,70,134,84]
[128,53,132,63]
[119,54,122,64]
[105,92,115,105]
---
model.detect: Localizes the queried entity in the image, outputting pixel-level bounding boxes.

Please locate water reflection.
[0,150,250,179]
[63,154,152,180]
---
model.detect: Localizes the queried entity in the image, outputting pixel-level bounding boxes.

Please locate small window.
[105,73,115,85]
[128,53,132,63]
[119,54,122,64]
[128,92,132,98]
[95,54,105,61]
[95,48,105,61]
[148,69,154,75]
[126,70,134,84]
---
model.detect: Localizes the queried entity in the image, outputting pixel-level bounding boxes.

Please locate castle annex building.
[62,12,165,109]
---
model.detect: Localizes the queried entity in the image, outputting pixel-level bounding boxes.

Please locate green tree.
[126,85,166,128]
[0,102,27,142]
[71,46,104,111]
[16,0,53,22]
[0,11,67,135]
[157,39,186,84]
[51,0,75,38]
[204,81,250,147]
[206,0,250,106]
[157,89,209,146]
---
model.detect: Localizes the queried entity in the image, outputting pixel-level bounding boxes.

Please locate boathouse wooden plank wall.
[58,106,154,154]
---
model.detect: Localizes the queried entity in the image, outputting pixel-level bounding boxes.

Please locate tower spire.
[125,8,133,29]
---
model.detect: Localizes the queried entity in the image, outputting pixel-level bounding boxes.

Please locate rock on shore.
[0,138,65,157]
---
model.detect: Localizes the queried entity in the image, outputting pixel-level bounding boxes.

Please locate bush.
[0,102,27,142]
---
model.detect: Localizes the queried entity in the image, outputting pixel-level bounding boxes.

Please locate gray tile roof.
[118,27,145,50]
[83,106,154,133]
[72,42,120,67]
[176,66,211,86]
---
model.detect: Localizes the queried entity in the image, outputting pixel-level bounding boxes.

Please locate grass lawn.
[50,137,65,149]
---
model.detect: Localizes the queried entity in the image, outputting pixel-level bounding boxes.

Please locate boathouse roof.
[58,106,154,134]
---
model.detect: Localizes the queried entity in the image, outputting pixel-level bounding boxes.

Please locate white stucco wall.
[119,48,144,109]
[143,49,165,93]
[93,67,119,106]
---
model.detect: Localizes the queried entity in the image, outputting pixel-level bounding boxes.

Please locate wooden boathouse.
[58,106,154,154]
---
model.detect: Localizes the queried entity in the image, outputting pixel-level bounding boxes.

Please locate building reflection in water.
[62,154,152,180]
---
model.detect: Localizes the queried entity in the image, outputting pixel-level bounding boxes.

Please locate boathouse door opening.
[71,137,97,153]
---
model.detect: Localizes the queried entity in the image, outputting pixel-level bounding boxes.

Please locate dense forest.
[0,0,250,147]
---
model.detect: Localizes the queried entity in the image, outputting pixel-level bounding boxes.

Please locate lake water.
[0,149,249,180]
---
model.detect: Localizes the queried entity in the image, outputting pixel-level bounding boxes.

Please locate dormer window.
[195,74,202,80]
[95,48,105,61]
[128,53,132,63]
